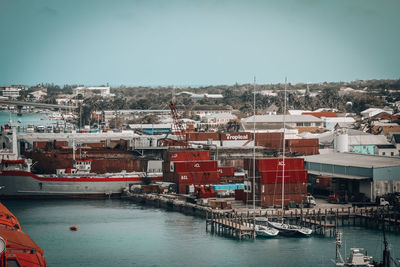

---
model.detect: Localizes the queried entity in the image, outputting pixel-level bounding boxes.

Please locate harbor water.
[4,199,400,267]
[0,111,64,130]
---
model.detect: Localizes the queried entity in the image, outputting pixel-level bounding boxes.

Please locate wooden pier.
[125,193,400,238]
[206,211,256,240]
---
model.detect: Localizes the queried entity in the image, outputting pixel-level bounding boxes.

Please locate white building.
[0,86,21,98]
[177,91,223,99]
[28,90,47,100]
[242,115,323,128]
[73,86,114,98]
[323,117,356,130]
[201,113,237,125]
[361,108,393,119]
[375,145,399,157]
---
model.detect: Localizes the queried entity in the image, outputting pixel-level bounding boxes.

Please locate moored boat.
[267,219,312,237]
[0,123,153,198]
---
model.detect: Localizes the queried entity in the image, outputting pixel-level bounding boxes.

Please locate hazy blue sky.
[0,0,399,86]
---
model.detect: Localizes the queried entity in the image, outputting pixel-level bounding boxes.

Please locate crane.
[168,101,187,148]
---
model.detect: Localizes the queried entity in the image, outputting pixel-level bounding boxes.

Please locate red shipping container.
[186,132,219,141]
[244,158,305,172]
[286,138,319,147]
[174,172,220,184]
[261,183,307,195]
[220,132,251,141]
[288,146,319,155]
[260,193,306,207]
[171,161,218,173]
[217,167,235,177]
[166,150,211,161]
[260,170,308,184]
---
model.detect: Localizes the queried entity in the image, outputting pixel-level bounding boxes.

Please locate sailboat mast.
[281,77,287,216]
[253,76,256,210]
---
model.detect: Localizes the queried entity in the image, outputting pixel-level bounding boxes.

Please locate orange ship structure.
[0,202,47,266]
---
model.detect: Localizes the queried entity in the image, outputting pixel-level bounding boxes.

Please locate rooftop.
[304,152,400,168]
[242,115,322,123]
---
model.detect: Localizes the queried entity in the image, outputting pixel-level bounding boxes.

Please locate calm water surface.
[0,111,64,130]
[3,199,400,267]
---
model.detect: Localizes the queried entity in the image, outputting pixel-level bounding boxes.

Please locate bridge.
[0,100,78,110]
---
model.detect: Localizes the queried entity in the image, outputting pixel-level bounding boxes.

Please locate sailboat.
[267,78,313,237]
[250,77,279,238]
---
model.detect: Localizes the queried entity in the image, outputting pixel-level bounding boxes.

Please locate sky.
[0,0,399,86]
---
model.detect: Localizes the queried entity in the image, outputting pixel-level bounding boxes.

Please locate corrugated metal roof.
[348,135,388,145]
[307,170,371,180]
[242,115,322,123]
[304,152,400,168]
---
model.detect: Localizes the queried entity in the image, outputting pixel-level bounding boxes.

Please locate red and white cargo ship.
[0,123,161,198]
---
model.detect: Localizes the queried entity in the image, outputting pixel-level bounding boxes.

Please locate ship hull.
[0,171,148,198]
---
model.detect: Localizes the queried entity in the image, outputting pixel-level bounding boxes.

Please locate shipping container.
[255,133,283,149]
[286,138,319,147]
[171,161,218,173]
[260,183,307,195]
[166,171,220,185]
[217,166,235,177]
[260,170,308,184]
[244,158,305,172]
[165,150,211,161]
[220,132,251,141]
[288,146,319,155]
[186,132,219,141]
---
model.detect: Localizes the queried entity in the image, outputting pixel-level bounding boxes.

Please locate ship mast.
[281,77,287,220]
[253,76,256,210]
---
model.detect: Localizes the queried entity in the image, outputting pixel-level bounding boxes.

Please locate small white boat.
[245,221,279,238]
[267,220,312,237]
[333,232,373,266]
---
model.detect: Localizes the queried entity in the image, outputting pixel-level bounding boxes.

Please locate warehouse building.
[304,153,400,202]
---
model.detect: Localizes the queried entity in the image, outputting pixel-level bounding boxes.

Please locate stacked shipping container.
[244,158,308,207]
[286,138,319,155]
[163,150,220,193]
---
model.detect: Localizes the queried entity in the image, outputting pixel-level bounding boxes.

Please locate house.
[28,90,47,100]
[264,104,279,115]
[375,144,398,157]
[361,108,393,119]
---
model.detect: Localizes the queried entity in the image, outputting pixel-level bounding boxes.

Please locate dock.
[124,193,400,239]
[206,212,256,240]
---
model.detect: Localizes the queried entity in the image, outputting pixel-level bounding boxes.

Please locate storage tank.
[335,134,348,152]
